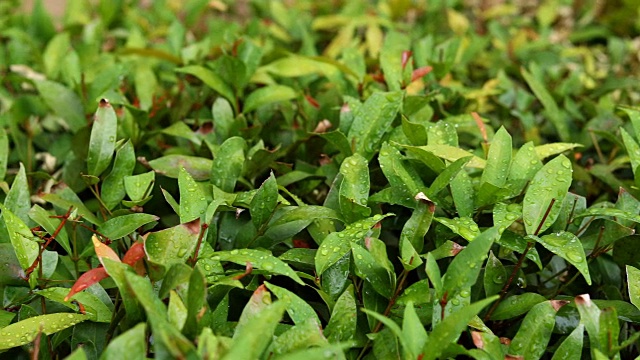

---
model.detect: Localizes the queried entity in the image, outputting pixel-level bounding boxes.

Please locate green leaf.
[176,66,235,109]
[536,231,591,285]
[0,313,87,350]
[101,140,135,210]
[507,141,542,196]
[339,153,370,223]
[490,293,546,320]
[534,143,582,160]
[250,172,278,229]
[35,80,86,132]
[378,142,424,208]
[551,324,585,360]
[179,168,207,223]
[324,285,357,342]
[410,145,486,168]
[522,155,572,235]
[212,97,236,143]
[211,136,246,192]
[421,296,498,360]
[481,126,512,188]
[620,128,640,174]
[271,318,328,354]
[144,221,201,269]
[521,66,570,141]
[434,217,480,242]
[399,195,434,269]
[265,282,320,326]
[100,258,144,323]
[574,207,640,224]
[214,249,304,285]
[484,251,506,297]
[223,302,285,360]
[0,243,28,286]
[124,171,155,202]
[315,214,392,275]
[347,91,403,160]
[442,227,499,300]
[352,242,394,298]
[97,213,159,240]
[0,204,39,271]
[36,287,112,323]
[510,300,564,359]
[627,266,640,310]
[149,155,213,181]
[317,131,353,157]
[403,301,428,359]
[87,99,117,177]
[427,156,471,200]
[243,85,297,113]
[41,190,102,225]
[4,163,31,223]
[451,169,474,218]
[426,253,443,298]
[380,31,410,91]
[101,323,147,360]
[0,128,7,182]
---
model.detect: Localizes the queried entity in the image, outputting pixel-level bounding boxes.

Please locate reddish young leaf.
[122,242,145,266]
[411,66,433,82]
[64,267,109,301]
[93,235,121,267]
[401,50,412,70]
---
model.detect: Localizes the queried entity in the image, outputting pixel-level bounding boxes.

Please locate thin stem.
[189,223,209,266]
[26,207,73,277]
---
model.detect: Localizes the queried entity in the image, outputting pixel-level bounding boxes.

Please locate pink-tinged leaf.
[92,236,121,267]
[122,242,145,267]
[64,267,109,301]
[411,66,433,82]
[401,51,412,70]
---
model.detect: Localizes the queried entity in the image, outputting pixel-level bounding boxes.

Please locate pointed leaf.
[339,153,370,223]
[265,282,320,326]
[211,136,245,192]
[0,313,88,350]
[176,66,235,107]
[442,227,499,300]
[315,214,392,275]
[144,220,201,268]
[324,285,357,342]
[243,85,296,113]
[149,155,212,181]
[0,204,39,270]
[223,302,285,360]
[510,300,566,359]
[537,231,591,285]
[87,99,117,177]
[179,168,207,223]
[250,172,278,229]
[481,126,512,187]
[523,155,572,235]
[101,140,136,210]
[214,249,304,285]
[97,213,159,240]
[551,324,585,360]
[421,296,498,360]
[627,266,640,310]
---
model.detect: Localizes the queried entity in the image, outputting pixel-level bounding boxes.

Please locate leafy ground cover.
[1,0,640,359]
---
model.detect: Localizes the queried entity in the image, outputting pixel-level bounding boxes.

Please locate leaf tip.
[99,98,111,108]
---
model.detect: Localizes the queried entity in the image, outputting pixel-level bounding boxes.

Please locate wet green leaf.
[4,163,30,223]
[378,142,424,208]
[522,155,572,235]
[551,324,584,360]
[124,171,155,202]
[250,172,278,229]
[339,153,370,223]
[0,313,88,350]
[481,126,512,188]
[347,91,403,160]
[211,136,246,192]
[97,213,158,240]
[101,323,147,360]
[101,140,135,210]
[214,249,304,285]
[399,195,434,269]
[421,296,498,360]
[179,168,207,223]
[144,220,201,269]
[224,301,285,360]
[265,282,320,326]
[87,99,117,177]
[489,293,546,320]
[36,287,112,323]
[324,285,357,342]
[435,217,480,242]
[352,242,394,298]
[0,204,39,271]
[411,145,486,168]
[0,128,7,182]
[148,155,213,181]
[380,31,410,91]
[442,227,499,300]
[484,251,506,297]
[536,231,591,285]
[510,300,564,360]
[315,214,392,276]
[627,266,640,310]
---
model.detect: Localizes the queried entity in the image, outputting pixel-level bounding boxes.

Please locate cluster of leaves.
[1,0,640,359]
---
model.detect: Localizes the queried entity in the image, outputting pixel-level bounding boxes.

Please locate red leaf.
[401,50,412,70]
[64,267,109,301]
[122,242,145,267]
[411,66,433,82]
[305,94,320,109]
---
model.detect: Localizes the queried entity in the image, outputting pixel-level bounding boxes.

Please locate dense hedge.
[1,0,640,359]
